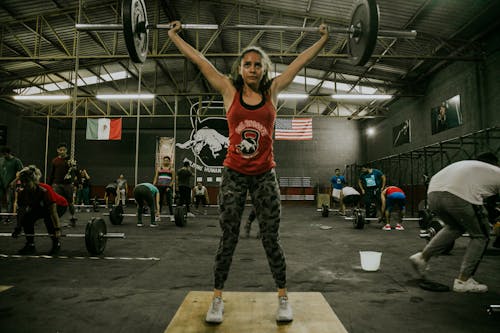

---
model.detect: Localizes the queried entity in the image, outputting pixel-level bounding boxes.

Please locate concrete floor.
[0,204,499,333]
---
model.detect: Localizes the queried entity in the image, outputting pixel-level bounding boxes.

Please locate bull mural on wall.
[176,100,228,172]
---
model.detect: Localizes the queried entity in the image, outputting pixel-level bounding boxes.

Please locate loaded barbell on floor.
[0,218,124,255]
[75,0,417,65]
[104,205,187,227]
[344,211,424,229]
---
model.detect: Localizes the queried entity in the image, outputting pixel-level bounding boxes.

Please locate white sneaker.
[137,223,143,227]
[205,296,224,323]
[155,216,161,222]
[453,278,488,293]
[382,224,391,231]
[395,224,404,231]
[409,252,428,278]
[276,296,293,322]
[170,216,175,223]
[187,212,195,218]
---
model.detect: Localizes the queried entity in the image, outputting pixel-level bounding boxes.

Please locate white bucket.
[359,251,382,271]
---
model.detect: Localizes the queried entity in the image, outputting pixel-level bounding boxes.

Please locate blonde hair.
[19,165,42,183]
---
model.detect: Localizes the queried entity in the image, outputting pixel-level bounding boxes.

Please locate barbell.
[104,205,187,227]
[344,210,423,229]
[75,0,417,65]
[0,218,124,256]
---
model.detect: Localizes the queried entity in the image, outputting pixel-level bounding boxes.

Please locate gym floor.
[0,203,498,333]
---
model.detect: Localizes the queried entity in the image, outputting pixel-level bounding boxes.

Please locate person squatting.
[12,165,68,255]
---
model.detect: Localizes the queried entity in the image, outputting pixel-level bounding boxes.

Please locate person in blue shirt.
[358,165,386,219]
[330,168,346,214]
[133,183,161,227]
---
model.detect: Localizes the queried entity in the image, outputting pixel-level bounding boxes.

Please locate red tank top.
[39,183,69,207]
[224,91,276,175]
[386,186,404,195]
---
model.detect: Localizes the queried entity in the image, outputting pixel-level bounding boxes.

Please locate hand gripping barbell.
[0,218,125,255]
[76,0,417,65]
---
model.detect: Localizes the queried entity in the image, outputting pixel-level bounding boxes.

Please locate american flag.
[274,118,313,140]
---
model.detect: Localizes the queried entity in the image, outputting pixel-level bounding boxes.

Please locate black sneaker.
[48,242,61,256]
[18,243,36,255]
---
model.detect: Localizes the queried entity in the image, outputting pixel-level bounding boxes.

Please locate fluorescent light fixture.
[96,94,155,100]
[366,127,376,136]
[277,93,309,99]
[13,95,70,101]
[331,94,393,100]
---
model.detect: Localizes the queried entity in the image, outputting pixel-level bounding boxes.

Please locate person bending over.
[193,181,209,209]
[133,183,160,227]
[409,152,500,293]
[380,186,406,231]
[104,182,117,207]
[341,186,361,213]
[12,165,67,255]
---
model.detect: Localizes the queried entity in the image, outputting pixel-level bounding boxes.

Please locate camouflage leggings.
[214,167,286,289]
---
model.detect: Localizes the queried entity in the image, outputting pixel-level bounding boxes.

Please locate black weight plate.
[418,209,432,229]
[348,0,379,66]
[122,0,149,63]
[85,217,107,255]
[353,209,365,229]
[109,205,124,225]
[321,204,329,217]
[174,206,187,227]
[427,217,445,237]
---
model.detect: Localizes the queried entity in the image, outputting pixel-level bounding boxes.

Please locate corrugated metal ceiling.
[0,0,498,118]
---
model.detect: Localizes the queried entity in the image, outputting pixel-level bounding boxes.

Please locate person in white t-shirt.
[410,152,500,293]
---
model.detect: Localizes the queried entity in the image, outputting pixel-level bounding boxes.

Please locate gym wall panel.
[361,34,500,163]
[274,118,361,188]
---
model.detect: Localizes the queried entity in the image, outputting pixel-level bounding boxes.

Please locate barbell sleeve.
[378,29,417,38]
[75,24,123,31]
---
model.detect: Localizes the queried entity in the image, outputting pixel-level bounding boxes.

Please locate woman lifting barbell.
[12,165,68,255]
[168,20,328,324]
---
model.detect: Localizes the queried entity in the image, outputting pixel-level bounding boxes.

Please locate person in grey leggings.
[410,152,500,293]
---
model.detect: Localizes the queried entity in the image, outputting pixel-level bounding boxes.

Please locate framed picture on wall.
[431,95,463,134]
[392,120,410,147]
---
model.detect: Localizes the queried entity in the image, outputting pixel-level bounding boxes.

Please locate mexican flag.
[86,118,122,140]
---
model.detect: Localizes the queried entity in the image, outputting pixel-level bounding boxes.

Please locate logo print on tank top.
[237,129,260,158]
